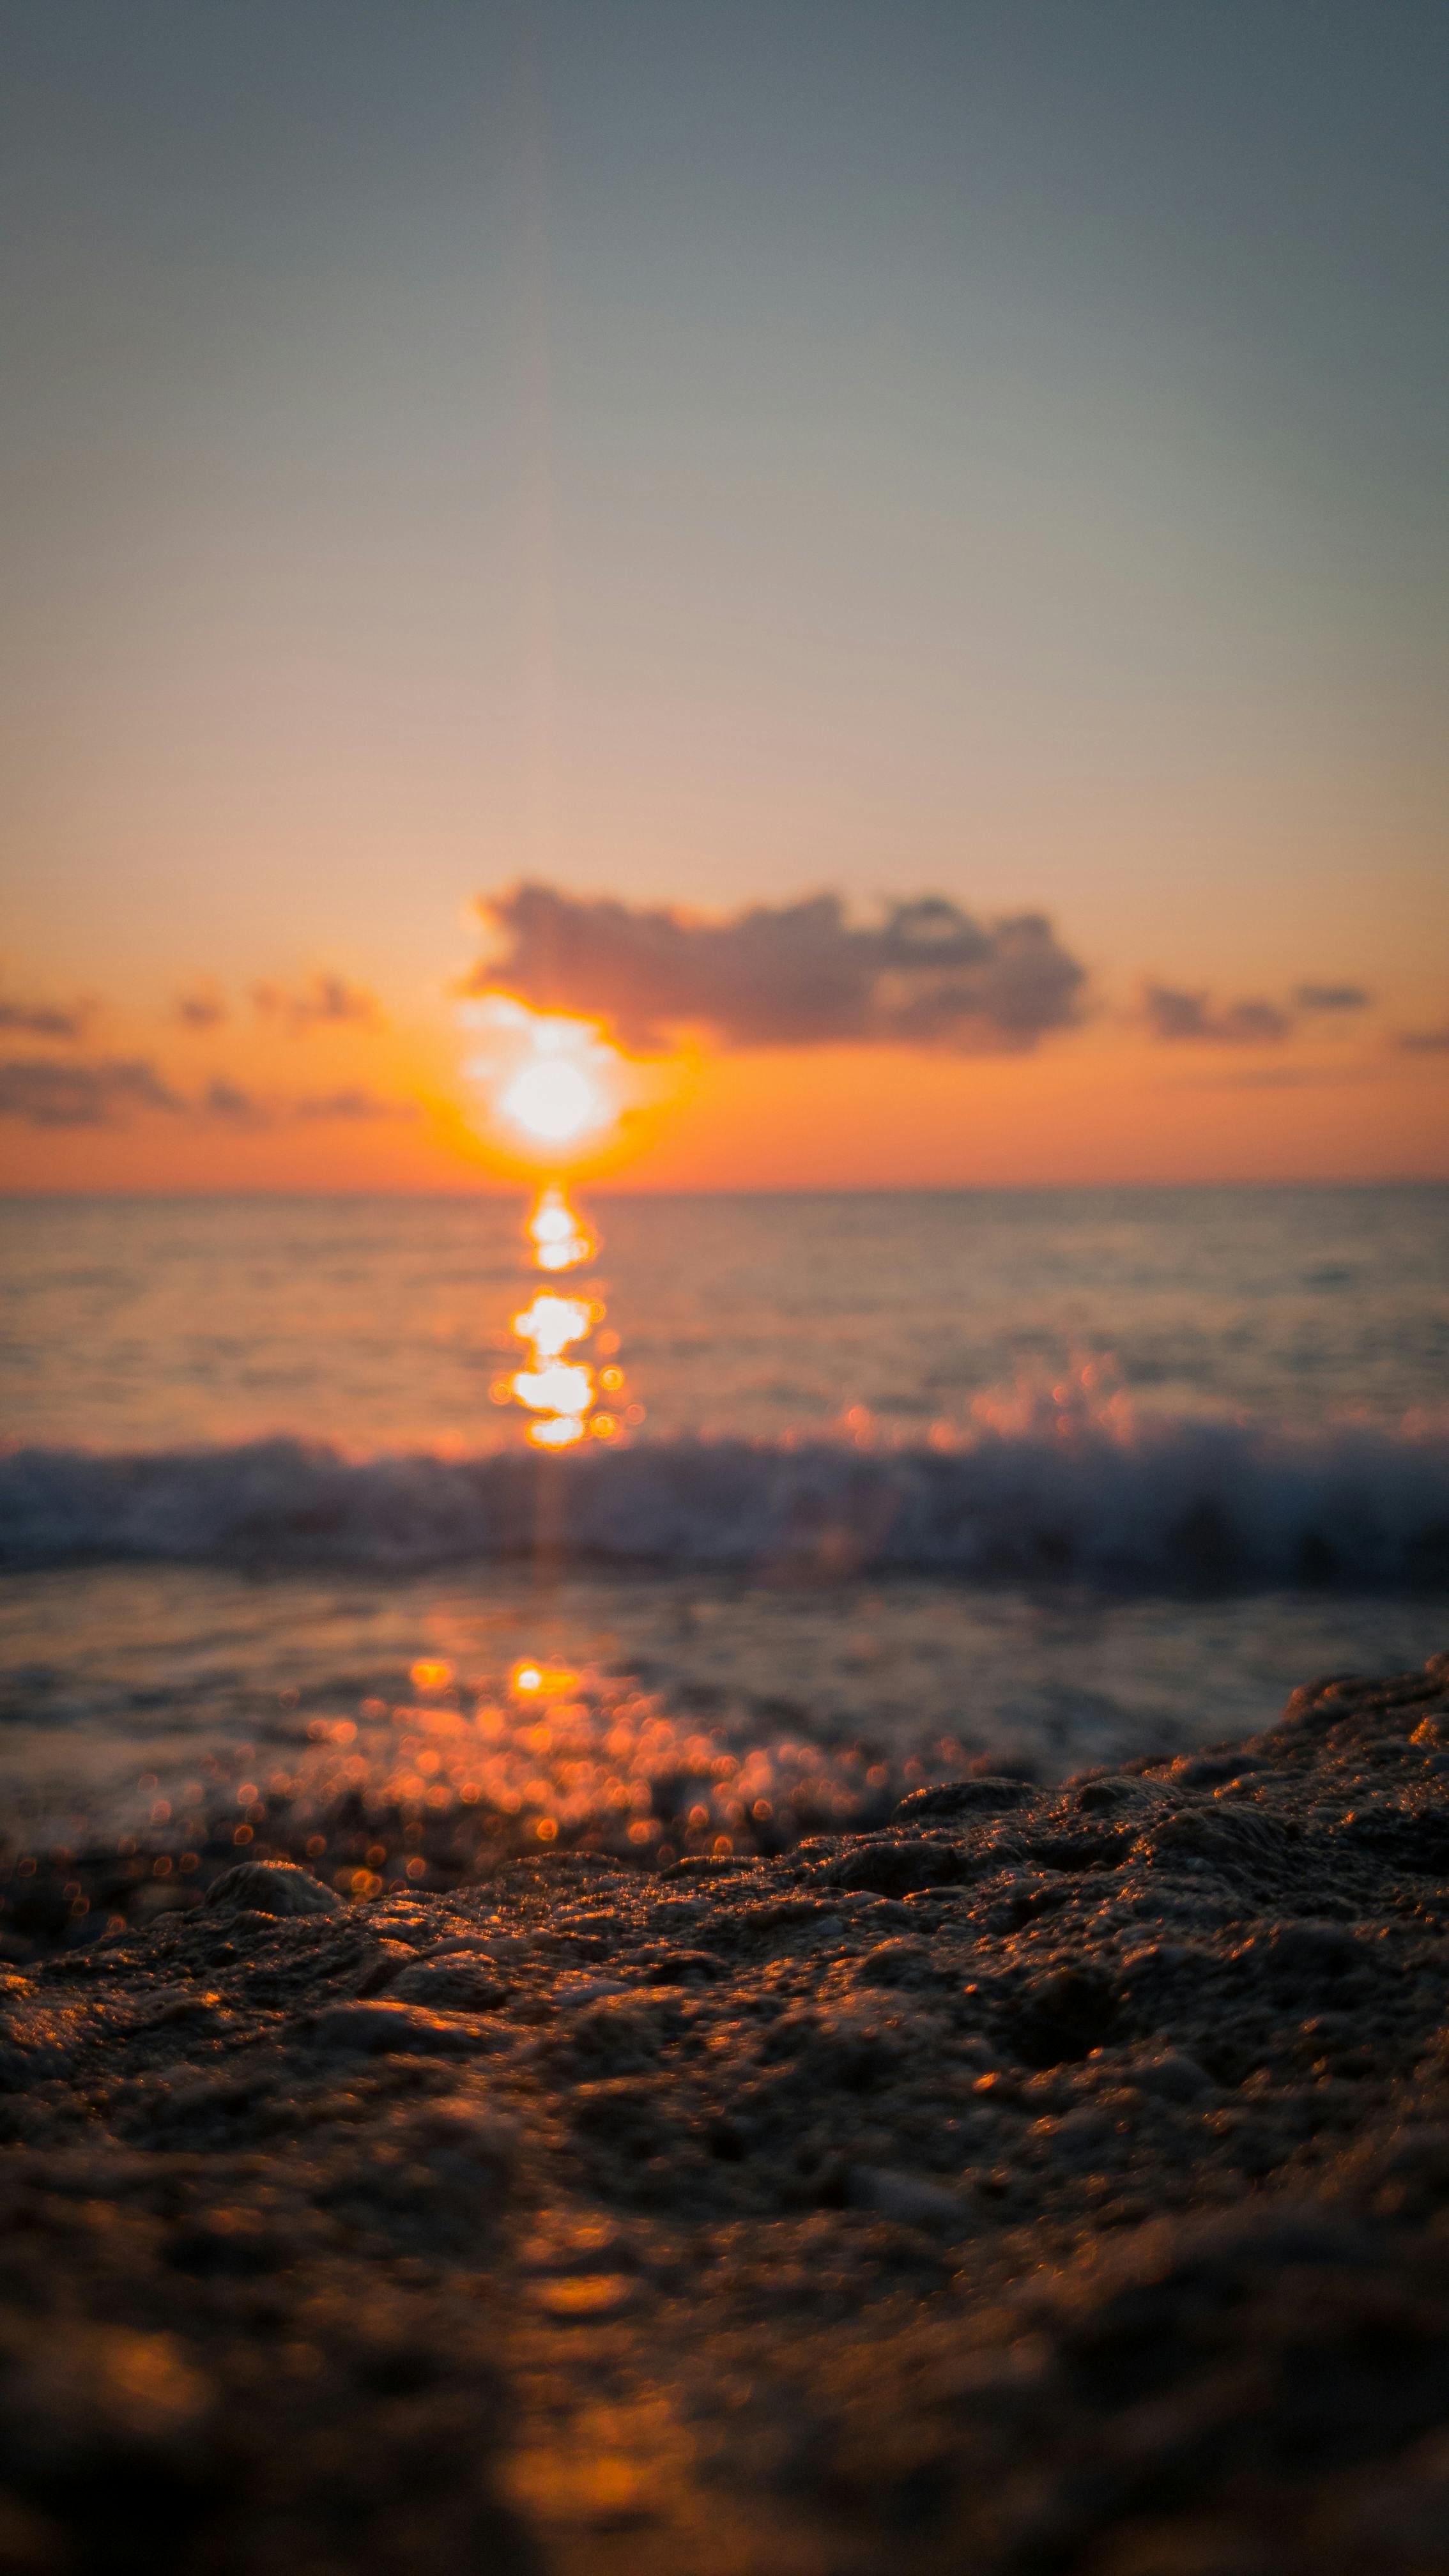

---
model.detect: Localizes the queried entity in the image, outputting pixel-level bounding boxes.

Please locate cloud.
[0,1056,413,1131]
[291,1086,413,1121]
[252,973,385,1036]
[197,1080,410,1126]
[1397,1023,1449,1053]
[1170,1066,1372,1092]
[1140,982,1291,1045]
[176,985,229,1031]
[1295,983,1371,1013]
[0,1057,183,1127]
[202,1076,267,1123]
[0,989,91,1041]
[470,884,1087,1053]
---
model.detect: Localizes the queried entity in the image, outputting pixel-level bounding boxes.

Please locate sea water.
[2,1188,1446,1875]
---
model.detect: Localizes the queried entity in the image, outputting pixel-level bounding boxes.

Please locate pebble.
[310,1999,486,2053]
[894,1777,1038,1821]
[845,2166,976,2232]
[387,1957,513,2009]
[204,1861,342,1917]
[1131,2049,1216,2103]
[530,2273,638,2320]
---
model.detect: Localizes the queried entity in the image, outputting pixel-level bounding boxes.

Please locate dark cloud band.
[470,884,1087,1054]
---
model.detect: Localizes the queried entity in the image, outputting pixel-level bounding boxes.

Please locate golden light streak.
[512,1292,591,1356]
[528,1413,587,1448]
[512,1359,592,1415]
[503,1181,632,1450]
[527,1184,595,1271]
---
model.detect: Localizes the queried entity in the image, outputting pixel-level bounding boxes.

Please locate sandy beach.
[3,1648,1448,2572]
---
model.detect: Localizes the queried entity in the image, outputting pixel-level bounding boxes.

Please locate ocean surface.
[2,1187,1446,1904]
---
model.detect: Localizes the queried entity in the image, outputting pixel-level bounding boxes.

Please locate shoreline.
[2,1652,1448,2566]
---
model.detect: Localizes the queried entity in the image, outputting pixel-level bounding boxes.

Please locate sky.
[1,0,1446,1190]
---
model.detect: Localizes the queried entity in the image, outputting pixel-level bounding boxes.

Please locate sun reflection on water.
[500,1181,635,1450]
[527,1182,596,1273]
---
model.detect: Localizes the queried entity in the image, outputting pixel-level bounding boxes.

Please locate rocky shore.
[3,1652,1449,2574]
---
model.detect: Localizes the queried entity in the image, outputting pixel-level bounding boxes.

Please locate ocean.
[2,1186,1446,1926]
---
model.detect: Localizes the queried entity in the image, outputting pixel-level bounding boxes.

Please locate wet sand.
[2,1651,1448,2573]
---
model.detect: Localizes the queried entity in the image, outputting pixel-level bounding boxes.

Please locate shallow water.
[2,1562,1445,1884]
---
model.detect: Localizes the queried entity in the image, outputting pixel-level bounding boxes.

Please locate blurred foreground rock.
[2,1653,1448,2572]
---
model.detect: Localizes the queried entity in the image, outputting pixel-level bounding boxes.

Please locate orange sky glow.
[1,963,1444,1195]
[3,8,1447,1197]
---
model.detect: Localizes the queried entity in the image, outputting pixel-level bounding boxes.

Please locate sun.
[498,1055,605,1146]
[459,993,624,1162]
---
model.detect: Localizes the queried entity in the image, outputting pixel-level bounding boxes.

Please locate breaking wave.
[3,1414,1447,1588]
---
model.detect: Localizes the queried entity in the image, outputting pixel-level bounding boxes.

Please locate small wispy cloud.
[1294,984,1372,1013]
[0,1055,414,1131]
[252,974,385,1036]
[1397,1023,1449,1053]
[0,988,93,1042]
[1140,983,1291,1046]
[0,1057,183,1128]
[198,1079,415,1130]
[175,985,229,1031]
[1170,1065,1373,1092]
[471,883,1087,1054]
[292,1087,413,1122]
[201,1076,266,1123]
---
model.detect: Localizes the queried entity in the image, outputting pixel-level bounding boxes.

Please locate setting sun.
[498,1054,603,1145]
[459,993,629,1163]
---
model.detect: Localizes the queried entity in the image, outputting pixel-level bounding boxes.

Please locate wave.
[2,1418,1447,1588]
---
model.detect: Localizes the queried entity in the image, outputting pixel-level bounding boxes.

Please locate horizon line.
[3,1175,1447,1204]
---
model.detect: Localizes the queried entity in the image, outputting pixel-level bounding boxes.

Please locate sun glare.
[460,992,624,1162]
[499,1055,602,1145]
